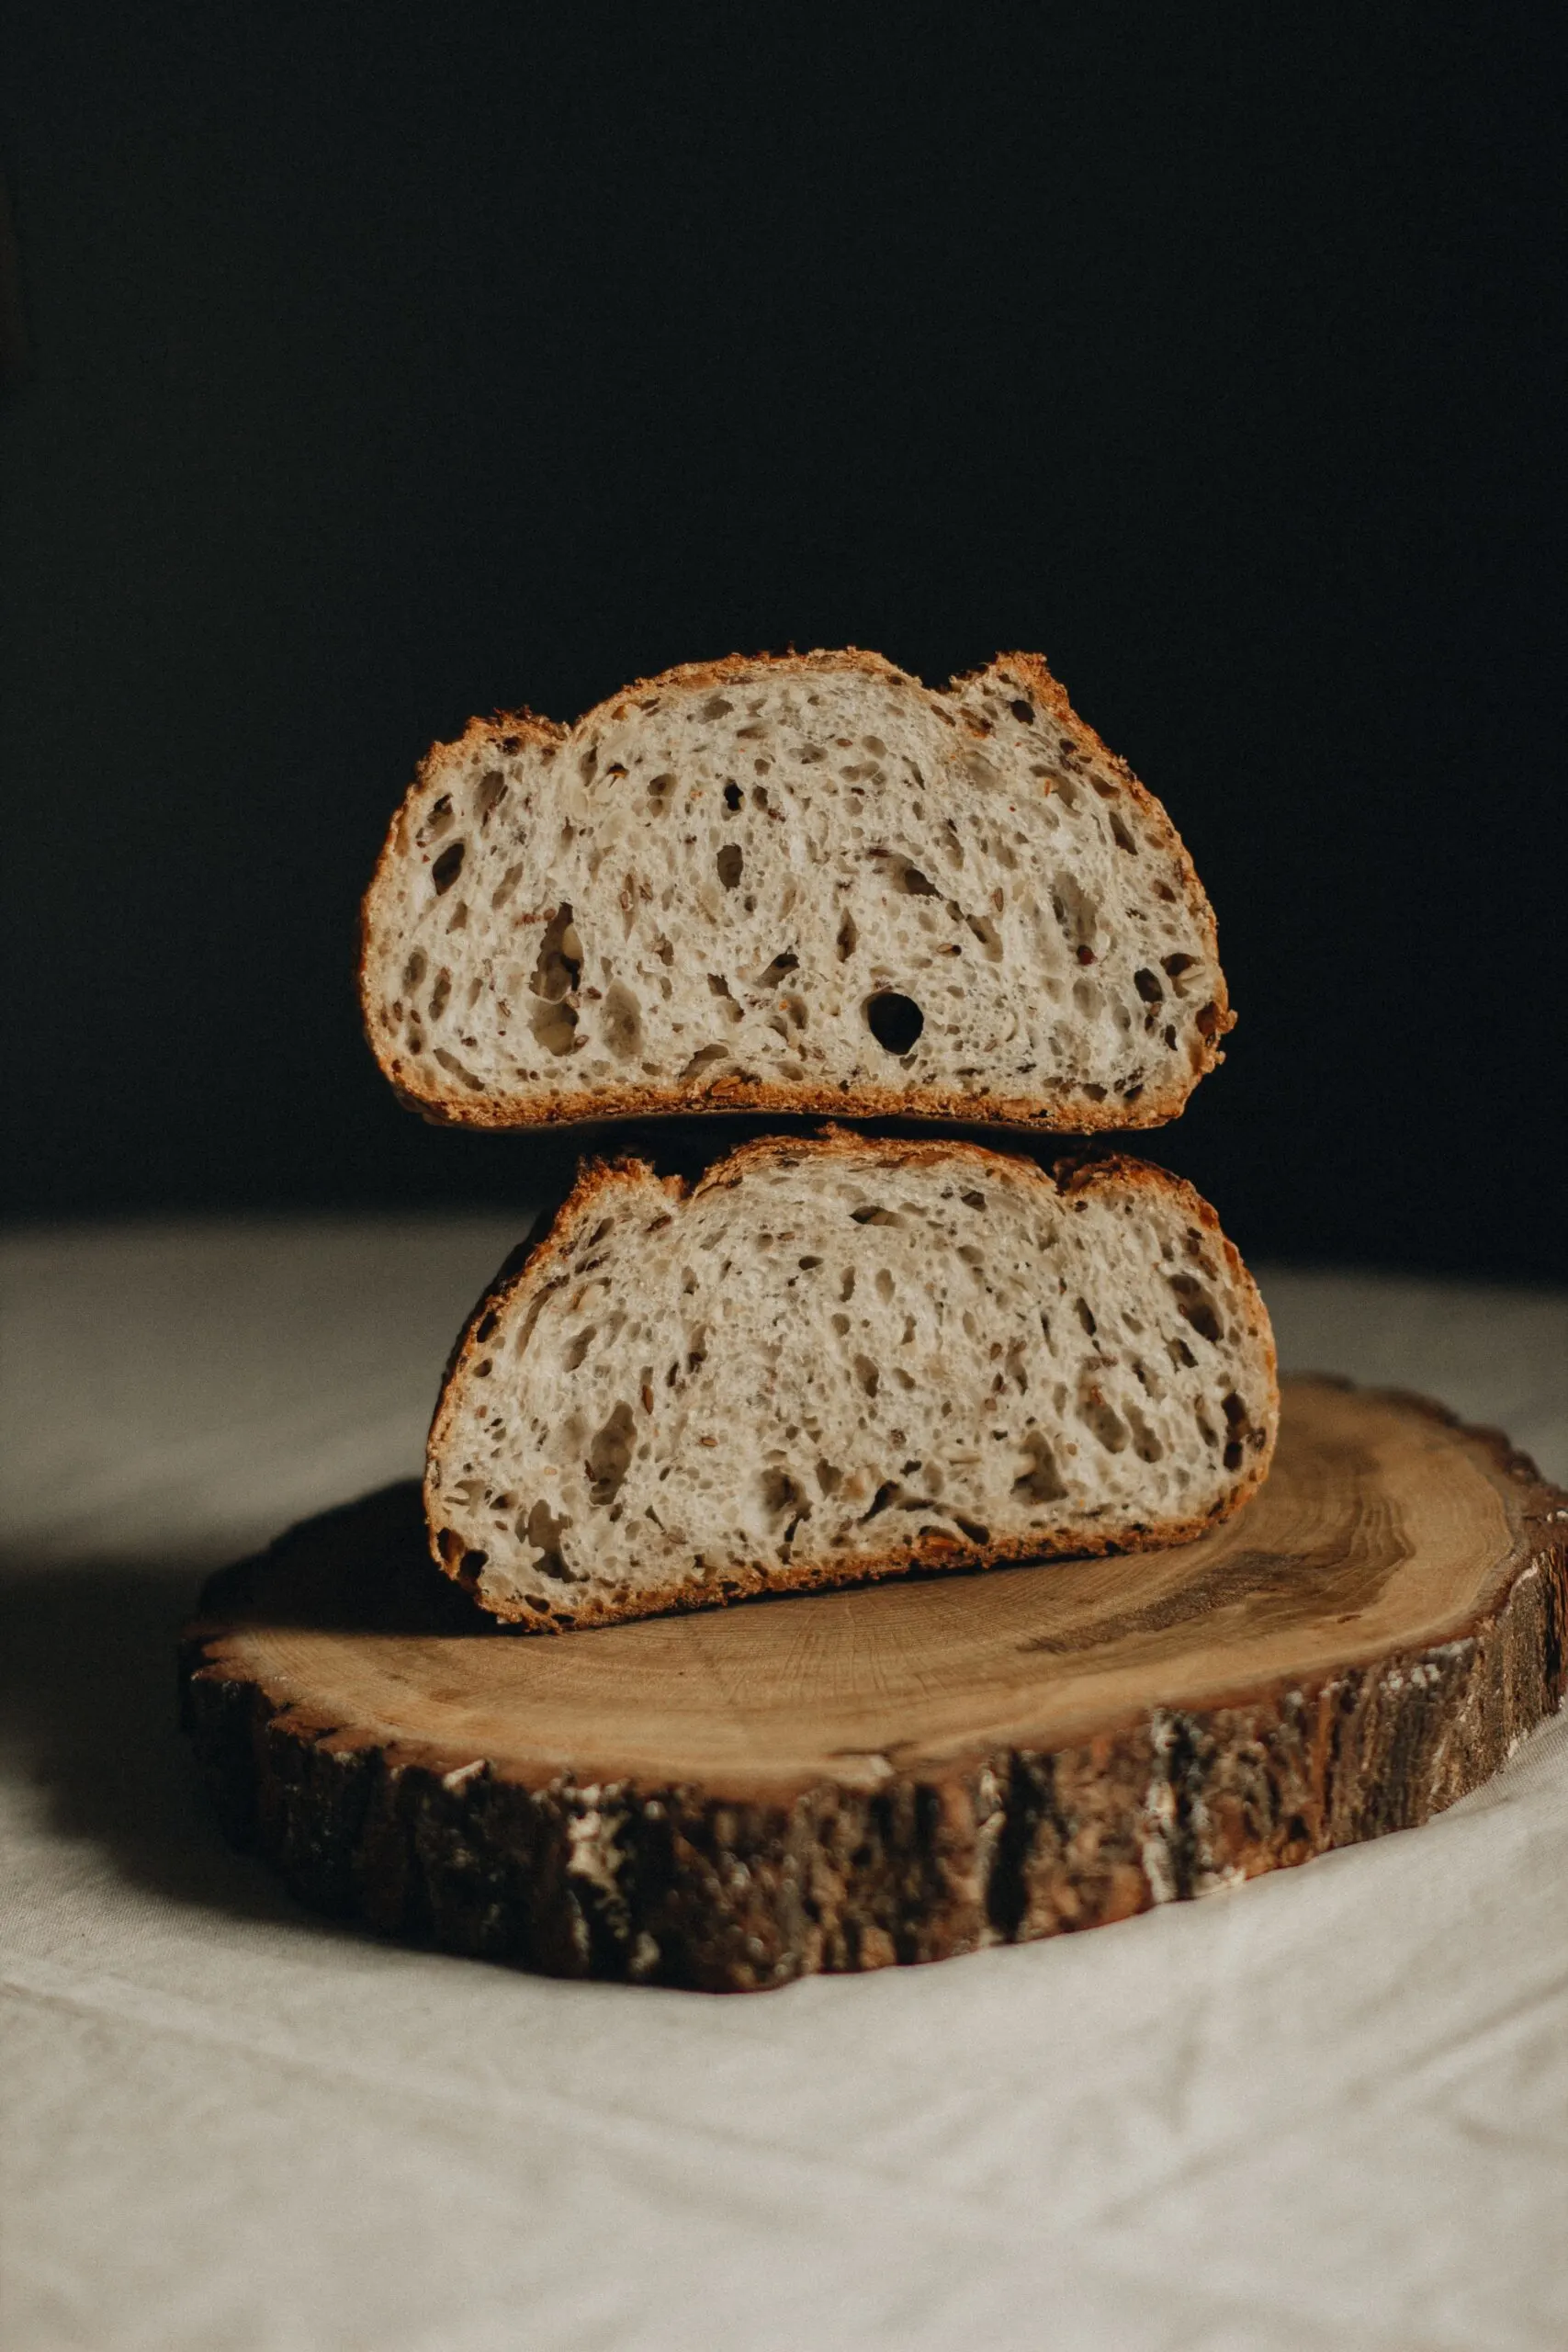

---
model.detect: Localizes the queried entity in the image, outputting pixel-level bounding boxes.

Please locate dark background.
[3,6,1562,1274]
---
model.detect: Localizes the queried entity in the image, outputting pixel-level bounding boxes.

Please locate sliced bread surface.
[363,650,1232,1133]
[427,1131,1278,1630]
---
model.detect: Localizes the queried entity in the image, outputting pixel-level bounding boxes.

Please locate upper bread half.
[361,649,1233,1133]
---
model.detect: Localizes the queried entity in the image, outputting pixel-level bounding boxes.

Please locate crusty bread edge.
[425,1129,1280,1633]
[391,1071,1204,1135]
[361,649,1233,1134]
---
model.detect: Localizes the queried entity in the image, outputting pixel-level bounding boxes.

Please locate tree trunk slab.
[181,1378,1568,1992]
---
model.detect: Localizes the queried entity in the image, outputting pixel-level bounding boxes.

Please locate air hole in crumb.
[1134,967,1164,1004]
[1168,1274,1223,1343]
[433,1046,485,1090]
[723,781,742,811]
[530,999,579,1055]
[1010,698,1035,724]
[1051,873,1098,948]
[531,903,582,1002]
[476,770,507,820]
[716,843,744,888]
[1126,1405,1165,1463]
[431,841,466,894]
[1077,1384,1129,1453]
[756,951,799,989]
[874,1268,895,1301]
[849,1206,897,1230]
[1221,1394,1250,1468]
[401,949,427,989]
[600,980,642,1059]
[1162,953,1195,978]
[1075,1297,1098,1338]
[759,1468,807,1521]
[419,795,455,843]
[520,1498,573,1580]
[585,1402,637,1506]
[865,992,924,1055]
[837,910,859,960]
[1012,1431,1066,1505]
[853,1354,880,1397]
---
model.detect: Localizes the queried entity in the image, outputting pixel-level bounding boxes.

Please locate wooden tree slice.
[182,1379,1567,1992]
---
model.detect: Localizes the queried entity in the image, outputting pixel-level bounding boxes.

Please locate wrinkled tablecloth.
[3,1218,1566,2352]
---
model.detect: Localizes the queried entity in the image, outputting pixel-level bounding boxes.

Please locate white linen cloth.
[3,1219,1566,2352]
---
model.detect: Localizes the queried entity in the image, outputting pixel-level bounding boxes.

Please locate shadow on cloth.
[0,1545,368,1935]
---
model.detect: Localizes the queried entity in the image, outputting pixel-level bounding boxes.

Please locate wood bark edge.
[179,1385,1568,1994]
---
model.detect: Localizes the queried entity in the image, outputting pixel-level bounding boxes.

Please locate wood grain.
[181,1379,1568,1991]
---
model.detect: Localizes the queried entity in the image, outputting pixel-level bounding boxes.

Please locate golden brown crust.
[393,1070,1203,1134]
[426,1131,1280,1631]
[582,643,917,720]
[360,648,1232,1135]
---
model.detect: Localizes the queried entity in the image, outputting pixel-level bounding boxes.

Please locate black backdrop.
[4,6,1563,1275]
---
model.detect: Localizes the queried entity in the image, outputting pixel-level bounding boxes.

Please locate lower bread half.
[427,1131,1279,1629]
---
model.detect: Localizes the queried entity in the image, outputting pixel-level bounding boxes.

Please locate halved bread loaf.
[363,650,1232,1133]
[428,1132,1277,1630]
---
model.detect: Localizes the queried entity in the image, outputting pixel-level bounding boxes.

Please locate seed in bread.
[427,1131,1278,1631]
[363,650,1233,1133]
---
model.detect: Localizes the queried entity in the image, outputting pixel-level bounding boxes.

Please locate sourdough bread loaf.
[427,1131,1278,1630]
[363,650,1232,1133]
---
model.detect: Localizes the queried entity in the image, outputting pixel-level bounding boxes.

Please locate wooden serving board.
[182,1379,1567,1992]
